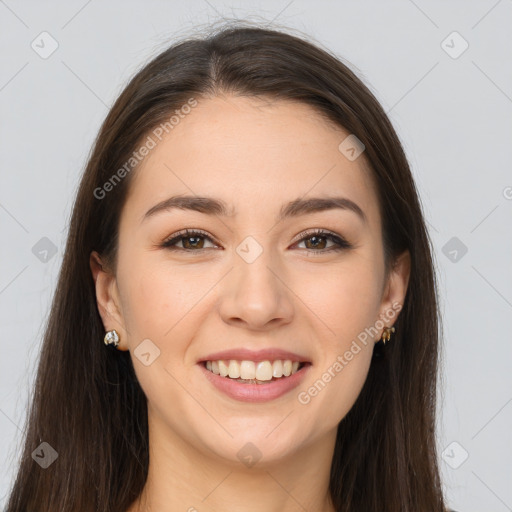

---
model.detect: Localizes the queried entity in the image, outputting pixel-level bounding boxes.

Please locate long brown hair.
[6,21,446,512]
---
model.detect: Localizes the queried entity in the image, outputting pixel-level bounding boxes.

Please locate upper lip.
[198,348,311,363]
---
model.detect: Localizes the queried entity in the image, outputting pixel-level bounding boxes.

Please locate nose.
[218,248,294,331]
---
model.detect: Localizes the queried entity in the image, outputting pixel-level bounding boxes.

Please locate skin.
[90,94,410,512]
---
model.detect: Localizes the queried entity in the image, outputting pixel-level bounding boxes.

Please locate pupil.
[184,236,202,249]
[307,235,325,249]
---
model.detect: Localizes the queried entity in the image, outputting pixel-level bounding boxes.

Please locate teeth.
[255,361,273,381]
[272,360,283,377]
[228,360,241,379]
[204,359,304,381]
[240,360,256,380]
[218,360,229,377]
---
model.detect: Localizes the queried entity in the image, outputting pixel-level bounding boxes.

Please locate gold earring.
[381,326,395,345]
[104,329,120,348]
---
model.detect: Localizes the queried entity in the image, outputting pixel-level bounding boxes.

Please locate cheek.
[116,255,224,367]
[293,256,383,345]
[293,256,382,425]
[116,258,203,407]
[295,270,378,431]
[117,255,193,337]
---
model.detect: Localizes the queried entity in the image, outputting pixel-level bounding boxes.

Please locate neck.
[127,413,337,512]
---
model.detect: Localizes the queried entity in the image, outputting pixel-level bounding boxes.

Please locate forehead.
[123,95,380,229]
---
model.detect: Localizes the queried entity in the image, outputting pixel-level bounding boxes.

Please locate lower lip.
[198,362,311,403]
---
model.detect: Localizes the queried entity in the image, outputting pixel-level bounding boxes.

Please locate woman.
[5,23,455,512]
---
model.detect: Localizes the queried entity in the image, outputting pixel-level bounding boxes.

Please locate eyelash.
[161,228,352,255]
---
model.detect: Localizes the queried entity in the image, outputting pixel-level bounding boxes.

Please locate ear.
[90,251,129,351]
[376,249,410,340]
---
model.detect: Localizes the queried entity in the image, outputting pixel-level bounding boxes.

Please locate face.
[91,94,409,467]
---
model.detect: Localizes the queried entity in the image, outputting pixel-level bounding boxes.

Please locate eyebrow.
[141,195,367,224]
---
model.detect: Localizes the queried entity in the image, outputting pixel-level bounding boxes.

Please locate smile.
[205,359,303,382]
[199,360,311,402]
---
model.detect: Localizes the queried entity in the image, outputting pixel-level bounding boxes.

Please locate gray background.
[1,1,511,510]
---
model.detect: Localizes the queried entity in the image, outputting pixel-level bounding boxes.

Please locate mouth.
[202,359,309,384]
[198,359,312,402]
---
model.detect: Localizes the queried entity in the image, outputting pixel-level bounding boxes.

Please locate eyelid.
[291,227,344,245]
[161,228,352,252]
[291,228,352,253]
[162,228,220,248]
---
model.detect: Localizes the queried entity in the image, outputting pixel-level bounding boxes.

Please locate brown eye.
[302,234,329,250]
[181,235,204,249]
[294,229,352,253]
[162,229,217,251]
[161,228,352,254]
